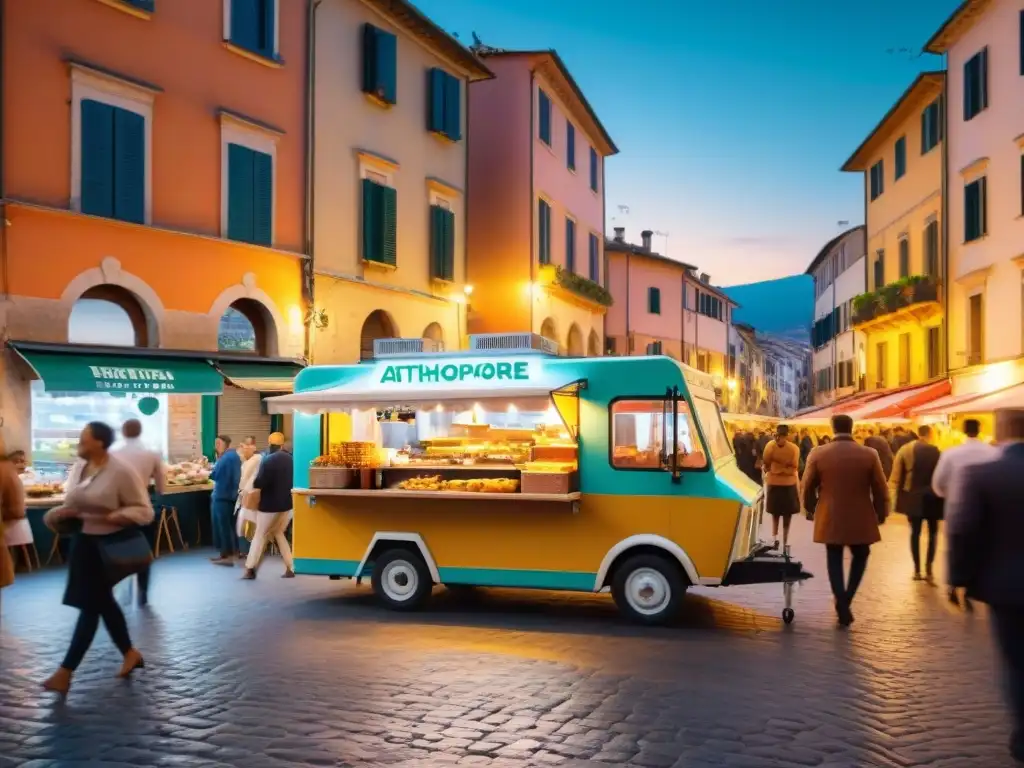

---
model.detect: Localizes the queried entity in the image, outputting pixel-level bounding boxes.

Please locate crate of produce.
[309,466,355,489]
[520,471,577,495]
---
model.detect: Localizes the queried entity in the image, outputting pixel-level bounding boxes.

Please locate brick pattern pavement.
[0,516,1016,767]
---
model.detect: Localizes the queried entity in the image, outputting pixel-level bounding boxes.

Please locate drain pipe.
[303,0,322,363]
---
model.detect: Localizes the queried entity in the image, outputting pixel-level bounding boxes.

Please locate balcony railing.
[852,275,940,327]
[538,265,614,308]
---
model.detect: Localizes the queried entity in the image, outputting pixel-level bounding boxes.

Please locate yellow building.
[841,72,946,391]
[309,0,493,363]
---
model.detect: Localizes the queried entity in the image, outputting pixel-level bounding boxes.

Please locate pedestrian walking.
[113,419,164,606]
[0,436,26,604]
[242,433,295,580]
[209,435,241,566]
[891,426,915,453]
[932,418,997,607]
[863,427,894,480]
[762,424,800,554]
[235,440,262,547]
[890,425,944,583]
[948,408,1024,764]
[734,430,759,485]
[41,422,153,697]
[801,414,888,627]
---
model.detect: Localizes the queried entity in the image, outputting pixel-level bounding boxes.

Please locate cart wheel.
[782,608,795,624]
[371,548,433,611]
[611,553,687,626]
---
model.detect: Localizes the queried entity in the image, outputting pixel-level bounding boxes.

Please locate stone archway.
[361,310,398,360]
[566,324,584,357]
[423,322,444,347]
[587,330,600,357]
[218,298,278,356]
[540,317,557,346]
[61,257,165,346]
[68,284,157,347]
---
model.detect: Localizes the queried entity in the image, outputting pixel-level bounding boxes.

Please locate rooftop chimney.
[613,227,625,242]
[699,273,710,284]
[641,230,653,251]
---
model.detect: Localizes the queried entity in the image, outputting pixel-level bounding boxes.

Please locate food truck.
[267,334,811,625]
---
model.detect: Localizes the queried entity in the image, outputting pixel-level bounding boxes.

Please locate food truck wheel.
[611,554,686,626]
[782,608,795,624]
[371,549,433,611]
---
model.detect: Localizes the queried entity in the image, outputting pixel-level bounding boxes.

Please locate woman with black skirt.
[41,422,154,697]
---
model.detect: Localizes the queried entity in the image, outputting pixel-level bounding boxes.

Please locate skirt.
[766,484,800,519]
[62,533,113,611]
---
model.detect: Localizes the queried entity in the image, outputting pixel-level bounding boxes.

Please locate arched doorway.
[540,317,557,347]
[566,324,584,357]
[422,322,444,347]
[587,330,600,357]
[360,310,398,360]
[218,299,277,356]
[68,284,154,347]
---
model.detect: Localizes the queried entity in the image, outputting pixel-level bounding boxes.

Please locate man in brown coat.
[802,413,889,627]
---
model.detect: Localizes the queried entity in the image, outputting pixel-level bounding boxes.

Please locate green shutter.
[428,68,445,133]
[381,184,397,266]
[113,107,145,224]
[259,0,275,57]
[443,208,455,280]
[649,287,660,314]
[252,150,273,246]
[362,178,382,262]
[201,394,219,461]
[430,205,455,281]
[361,24,378,95]
[129,0,155,11]
[227,144,255,243]
[231,0,257,51]
[444,73,461,141]
[81,99,114,218]
[379,30,397,104]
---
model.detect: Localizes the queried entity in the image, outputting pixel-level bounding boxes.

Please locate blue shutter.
[566,123,575,170]
[361,24,378,95]
[648,287,660,314]
[444,73,461,141]
[538,90,551,144]
[379,30,397,104]
[538,200,550,264]
[589,147,598,191]
[259,0,275,57]
[381,184,397,266]
[980,47,989,111]
[112,107,145,224]
[589,234,599,280]
[231,0,258,52]
[565,218,575,273]
[427,68,445,133]
[227,144,255,243]
[129,0,155,10]
[252,150,273,246]
[80,99,114,218]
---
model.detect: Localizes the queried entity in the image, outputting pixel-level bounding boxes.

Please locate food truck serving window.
[691,397,733,462]
[609,399,707,470]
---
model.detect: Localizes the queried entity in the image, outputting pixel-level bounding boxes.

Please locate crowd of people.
[0,423,296,698]
[735,410,1024,763]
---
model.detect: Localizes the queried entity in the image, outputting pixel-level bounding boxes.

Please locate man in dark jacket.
[243,433,295,580]
[864,428,894,481]
[949,408,1024,763]
[209,435,241,566]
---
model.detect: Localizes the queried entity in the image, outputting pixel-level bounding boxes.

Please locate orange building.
[0,0,308,466]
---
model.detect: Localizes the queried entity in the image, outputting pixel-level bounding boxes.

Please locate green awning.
[16,350,224,395]
[217,362,302,393]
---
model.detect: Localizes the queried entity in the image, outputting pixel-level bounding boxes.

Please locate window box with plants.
[538,264,613,309]
[852,275,940,326]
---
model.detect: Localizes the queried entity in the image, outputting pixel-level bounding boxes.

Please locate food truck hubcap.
[625,568,671,615]
[381,560,419,601]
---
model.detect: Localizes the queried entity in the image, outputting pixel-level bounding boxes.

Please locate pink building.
[605,229,736,380]
[466,48,617,355]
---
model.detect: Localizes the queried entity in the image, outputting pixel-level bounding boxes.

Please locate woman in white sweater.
[41,421,154,697]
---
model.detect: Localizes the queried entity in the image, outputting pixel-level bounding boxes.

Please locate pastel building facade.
[467,48,617,356]
[842,72,946,392]
[1,0,309,461]
[807,226,867,405]
[926,0,1024,395]
[310,0,492,363]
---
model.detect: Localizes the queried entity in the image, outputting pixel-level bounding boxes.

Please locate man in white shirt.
[115,419,166,606]
[932,418,998,607]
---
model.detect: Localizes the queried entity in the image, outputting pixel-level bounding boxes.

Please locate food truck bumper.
[721,554,812,586]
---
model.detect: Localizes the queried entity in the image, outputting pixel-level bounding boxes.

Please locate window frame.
[428,68,462,142]
[869,160,884,201]
[964,176,988,243]
[606,395,711,475]
[220,113,279,245]
[565,215,577,274]
[223,0,281,62]
[898,236,909,279]
[538,197,552,265]
[538,88,552,146]
[921,97,943,154]
[648,286,661,315]
[361,23,398,106]
[70,63,155,226]
[588,232,600,282]
[894,136,907,181]
[964,47,989,122]
[589,146,599,193]
[566,122,576,171]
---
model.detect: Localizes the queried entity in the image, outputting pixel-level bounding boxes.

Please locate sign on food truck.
[376,357,538,388]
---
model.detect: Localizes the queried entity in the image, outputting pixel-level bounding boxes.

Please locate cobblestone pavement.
[0,516,1016,768]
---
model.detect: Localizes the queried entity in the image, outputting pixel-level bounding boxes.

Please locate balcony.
[537,264,613,312]
[852,275,941,332]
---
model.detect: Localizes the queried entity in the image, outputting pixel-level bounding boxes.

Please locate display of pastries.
[395,476,520,494]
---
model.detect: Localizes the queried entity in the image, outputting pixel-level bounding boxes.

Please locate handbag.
[97,528,153,585]
[243,489,261,510]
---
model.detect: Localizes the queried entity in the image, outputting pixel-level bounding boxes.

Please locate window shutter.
[381,184,397,266]
[252,150,273,246]
[442,208,455,281]
[567,123,575,170]
[362,178,381,262]
[980,47,989,111]
[648,287,660,314]
[565,218,575,273]
[112,107,145,224]
[361,25,378,95]
[130,0,155,11]
[429,205,454,281]
[538,200,550,264]
[589,233,599,280]
[259,0,275,56]
[80,99,115,218]
[427,68,445,133]
[444,73,461,141]
[589,147,598,191]
[228,144,255,243]
[379,30,397,104]
[538,90,550,144]
[231,0,258,52]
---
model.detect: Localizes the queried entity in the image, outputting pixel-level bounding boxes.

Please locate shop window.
[218,299,274,356]
[609,398,707,471]
[68,285,151,347]
[30,381,169,473]
[360,309,397,361]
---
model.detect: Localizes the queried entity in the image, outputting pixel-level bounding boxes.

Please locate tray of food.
[395,475,520,494]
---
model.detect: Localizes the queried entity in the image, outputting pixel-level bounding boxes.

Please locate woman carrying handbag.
[41,421,154,697]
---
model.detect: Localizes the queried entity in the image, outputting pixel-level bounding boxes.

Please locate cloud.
[719,235,796,247]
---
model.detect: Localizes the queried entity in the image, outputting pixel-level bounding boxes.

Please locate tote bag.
[98,528,153,585]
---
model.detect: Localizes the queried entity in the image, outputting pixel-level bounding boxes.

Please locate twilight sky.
[414,0,960,285]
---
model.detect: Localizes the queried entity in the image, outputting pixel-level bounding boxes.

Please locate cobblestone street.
[0,516,1015,768]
